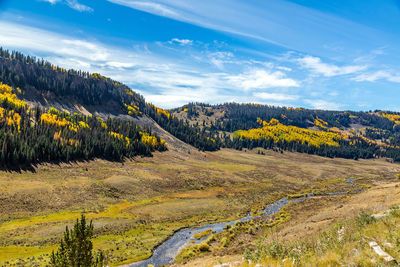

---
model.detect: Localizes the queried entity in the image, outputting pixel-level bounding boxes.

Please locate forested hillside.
[0,48,218,155]
[172,103,400,161]
[4,47,400,163]
[0,82,167,169]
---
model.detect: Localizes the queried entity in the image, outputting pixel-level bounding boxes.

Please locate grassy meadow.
[0,148,399,266]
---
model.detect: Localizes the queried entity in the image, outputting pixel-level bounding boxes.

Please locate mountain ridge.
[2,48,400,167]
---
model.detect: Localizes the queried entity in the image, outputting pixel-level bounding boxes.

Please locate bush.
[267,240,286,259]
[357,211,376,226]
[198,242,210,252]
[390,205,400,217]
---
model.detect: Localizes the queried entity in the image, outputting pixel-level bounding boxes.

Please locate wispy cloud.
[40,0,93,12]
[208,51,234,70]
[106,0,385,59]
[168,38,193,46]
[352,70,400,83]
[107,0,177,16]
[253,92,299,101]
[40,0,61,4]
[304,99,342,110]
[298,55,367,77]
[226,69,299,90]
[66,0,93,12]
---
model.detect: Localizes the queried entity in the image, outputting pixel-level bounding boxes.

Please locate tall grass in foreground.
[244,208,400,266]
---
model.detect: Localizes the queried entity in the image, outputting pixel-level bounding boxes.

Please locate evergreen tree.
[50,215,104,267]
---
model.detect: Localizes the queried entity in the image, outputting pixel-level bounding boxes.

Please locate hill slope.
[0,49,220,169]
[172,103,400,161]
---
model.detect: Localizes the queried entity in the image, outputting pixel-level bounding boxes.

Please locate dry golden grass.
[0,148,399,265]
[175,181,400,267]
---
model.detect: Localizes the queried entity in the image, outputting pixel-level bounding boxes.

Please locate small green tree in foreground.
[50,215,104,267]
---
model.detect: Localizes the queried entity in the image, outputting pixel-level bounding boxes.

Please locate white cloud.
[107,0,178,16]
[105,61,136,68]
[352,70,400,83]
[208,51,234,69]
[41,0,61,4]
[304,99,341,110]
[226,69,299,90]
[66,0,93,12]
[41,0,93,12]
[276,66,292,72]
[253,92,299,101]
[168,38,193,46]
[298,55,367,77]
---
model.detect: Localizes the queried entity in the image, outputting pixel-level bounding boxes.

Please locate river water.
[129,193,318,267]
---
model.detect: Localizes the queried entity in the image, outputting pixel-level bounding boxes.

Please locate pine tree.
[50,215,104,267]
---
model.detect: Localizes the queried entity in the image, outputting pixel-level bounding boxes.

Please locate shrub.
[357,211,375,226]
[390,205,400,217]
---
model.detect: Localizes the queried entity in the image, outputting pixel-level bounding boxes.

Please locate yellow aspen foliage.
[3,110,22,132]
[234,119,343,148]
[41,108,90,132]
[160,139,166,147]
[206,137,216,143]
[125,137,130,147]
[96,117,108,129]
[0,82,27,109]
[314,117,328,129]
[108,131,124,140]
[40,113,79,132]
[52,66,66,72]
[140,131,166,148]
[91,73,107,80]
[286,107,304,111]
[382,113,400,125]
[125,89,134,96]
[0,107,5,118]
[78,121,90,129]
[108,131,132,147]
[141,132,158,147]
[124,103,141,116]
[148,104,171,118]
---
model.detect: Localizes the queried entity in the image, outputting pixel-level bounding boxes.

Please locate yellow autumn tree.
[233,118,343,148]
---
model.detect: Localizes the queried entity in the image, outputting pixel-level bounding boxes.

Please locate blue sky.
[0,0,400,110]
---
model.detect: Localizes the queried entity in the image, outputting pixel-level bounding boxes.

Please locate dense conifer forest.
[173,103,400,161]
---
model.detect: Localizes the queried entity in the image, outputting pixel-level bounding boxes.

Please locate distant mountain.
[0,48,219,169]
[171,103,400,161]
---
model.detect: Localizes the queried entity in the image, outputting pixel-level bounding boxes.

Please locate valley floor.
[175,181,400,266]
[0,148,399,266]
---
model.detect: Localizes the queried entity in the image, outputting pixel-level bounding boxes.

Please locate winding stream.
[128,190,358,267]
